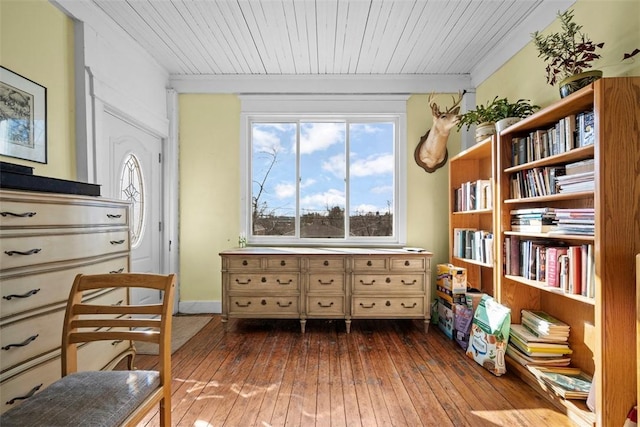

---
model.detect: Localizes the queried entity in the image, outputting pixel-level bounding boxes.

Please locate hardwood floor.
[133,315,575,427]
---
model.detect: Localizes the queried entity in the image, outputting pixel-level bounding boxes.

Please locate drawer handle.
[107,214,122,218]
[111,340,123,345]
[367,260,372,266]
[318,279,334,285]
[4,248,41,256]
[277,279,292,285]
[235,279,252,285]
[402,302,418,308]
[359,302,376,309]
[401,279,417,286]
[2,334,39,350]
[3,288,40,300]
[235,301,252,307]
[110,240,125,245]
[0,211,36,218]
[277,301,292,308]
[111,300,124,306]
[318,301,334,308]
[280,260,286,266]
[386,301,391,306]
[261,300,267,305]
[242,260,248,266]
[404,260,410,266]
[6,384,42,405]
[385,277,391,283]
[323,260,329,266]
[359,279,375,286]
[109,268,125,274]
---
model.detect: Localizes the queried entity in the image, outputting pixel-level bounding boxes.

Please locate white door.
[104,112,163,305]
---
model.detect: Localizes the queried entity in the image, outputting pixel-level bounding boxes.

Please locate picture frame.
[0,66,47,163]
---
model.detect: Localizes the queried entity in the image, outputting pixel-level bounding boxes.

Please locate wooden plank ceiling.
[91,0,550,77]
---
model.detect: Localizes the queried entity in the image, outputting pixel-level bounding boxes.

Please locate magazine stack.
[506,310,572,367]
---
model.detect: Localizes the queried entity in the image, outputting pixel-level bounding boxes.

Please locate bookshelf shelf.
[449,136,496,296]
[495,78,639,426]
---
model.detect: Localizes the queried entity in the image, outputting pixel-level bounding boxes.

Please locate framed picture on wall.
[0,66,47,163]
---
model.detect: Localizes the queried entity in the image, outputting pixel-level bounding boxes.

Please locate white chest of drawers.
[220,247,432,333]
[0,190,132,413]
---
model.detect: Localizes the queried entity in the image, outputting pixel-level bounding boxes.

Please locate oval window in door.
[120,153,145,247]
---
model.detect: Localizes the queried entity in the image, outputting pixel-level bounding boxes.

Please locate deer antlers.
[428,91,465,116]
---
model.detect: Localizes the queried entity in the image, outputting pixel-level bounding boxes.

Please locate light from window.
[250,118,396,244]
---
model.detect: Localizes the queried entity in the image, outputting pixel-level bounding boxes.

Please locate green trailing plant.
[457,97,539,131]
[532,9,604,86]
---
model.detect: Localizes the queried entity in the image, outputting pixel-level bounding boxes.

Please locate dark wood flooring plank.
[336,326,363,427]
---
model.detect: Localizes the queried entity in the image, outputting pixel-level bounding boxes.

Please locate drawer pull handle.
[318,279,334,285]
[277,301,292,307]
[280,260,286,266]
[0,211,36,218]
[235,279,252,285]
[6,384,42,405]
[109,268,125,274]
[359,302,376,308]
[366,260,372,266]
[107,214,122,218]
[359,280,375,286]
[111,340,123,345]
[386,301,391,306]
[385,277,391,283]
[112,300,124,306]
[2,334,39,350]
[3,288,40,300]
[235,301,252,307]
[110,240,125,245]
[277,279,292,285]
[4,248,41,256]
[242,260,248,266]
[401,279,417,285]
[318,301,334,308]
[323,260,329,266]
[402,302,417,308]
[404,260,410,266]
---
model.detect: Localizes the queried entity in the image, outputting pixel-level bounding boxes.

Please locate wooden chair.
[0,273,176,427]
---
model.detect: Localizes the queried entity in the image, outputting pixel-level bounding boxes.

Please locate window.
[241,95,407,246]
[120,153,145,247]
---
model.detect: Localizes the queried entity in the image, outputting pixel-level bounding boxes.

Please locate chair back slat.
[73,303,164,316]
[70,318,162,330]
[68,330,161,345]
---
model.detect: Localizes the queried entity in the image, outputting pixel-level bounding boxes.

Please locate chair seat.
[1,370,160,427]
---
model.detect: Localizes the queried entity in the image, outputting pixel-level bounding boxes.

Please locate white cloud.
[274,182,295,199]
[300,188,345,211]
[371,185,393,194]
[300,123,344,154]
[321,154,346,178]
[350,153,394,177]
[252,127,284,153]
[351,123,384,135]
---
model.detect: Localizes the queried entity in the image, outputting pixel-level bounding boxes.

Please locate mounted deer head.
[414,91,465,173]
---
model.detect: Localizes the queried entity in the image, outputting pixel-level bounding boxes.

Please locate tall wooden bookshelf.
[493,77,639,426]
[448,136,496,296]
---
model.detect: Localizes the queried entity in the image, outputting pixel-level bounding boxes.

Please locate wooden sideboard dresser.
[220,247,433,333]
[0,189,132,413]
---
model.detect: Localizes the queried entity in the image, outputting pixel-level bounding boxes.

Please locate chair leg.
[159,397,171,427]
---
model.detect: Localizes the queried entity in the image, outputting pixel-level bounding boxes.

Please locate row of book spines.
[503,238,595,299]
[452,228,494,265]
[453,179,492,212]
[511,110,594,166]
[509,166,565,199]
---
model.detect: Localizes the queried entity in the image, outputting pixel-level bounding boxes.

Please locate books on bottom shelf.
[521,310,570,337]
[507,323,572,368]
[528,366,593,400]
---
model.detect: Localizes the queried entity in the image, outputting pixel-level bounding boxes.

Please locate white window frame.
[240,94,408,247]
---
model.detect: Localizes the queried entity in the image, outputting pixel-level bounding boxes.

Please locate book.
[521,310,570,334]
[510,324,567,343]
[506,343,571,367]
[528,366,593,400]
[509,333,572,356]
[545,246,568,288]
[568,246,582,295]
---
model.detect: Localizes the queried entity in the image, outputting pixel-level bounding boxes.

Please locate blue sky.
[252,121,394,217]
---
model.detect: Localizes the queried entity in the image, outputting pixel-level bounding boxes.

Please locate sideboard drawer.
[308,273,345,292]
[0,355,59,414]
[228,296,300,316]
[0,256,129,320]
[228,273,299,291]
[1,230,129,270]
[353,257,387,270]
[307,295,346,316]
[390,257,429,271]
[226,257,262,270]
[265,256,300,270]
[353,274,424,292]
[352,296,425,317]
[308,257,346,270]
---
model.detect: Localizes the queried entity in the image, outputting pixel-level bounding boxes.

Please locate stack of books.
[528,366,593,400]
[551,208,595,236]
[555,158,595,193]
[507,310,572,367]
[510,207,557,233]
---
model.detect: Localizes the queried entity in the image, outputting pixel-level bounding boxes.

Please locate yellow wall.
[0,0,75,179]
[179,94,241,301]
[477,0,640,108]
